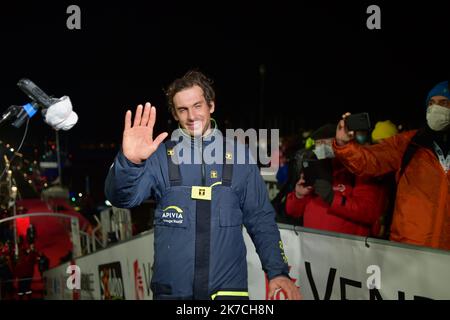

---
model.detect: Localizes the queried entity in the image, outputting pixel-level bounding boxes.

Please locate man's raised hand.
[122,103,168,164]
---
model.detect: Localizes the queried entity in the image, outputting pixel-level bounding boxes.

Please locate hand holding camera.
[294,173,313,199]
[336,112,371,146]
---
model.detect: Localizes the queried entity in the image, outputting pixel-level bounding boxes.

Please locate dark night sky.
[0,0,449,202]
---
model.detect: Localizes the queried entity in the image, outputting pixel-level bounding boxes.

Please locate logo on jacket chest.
[162,212,183,219]
[161,206,184,224]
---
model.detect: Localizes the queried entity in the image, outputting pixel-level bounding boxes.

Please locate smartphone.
[345,112,371,131]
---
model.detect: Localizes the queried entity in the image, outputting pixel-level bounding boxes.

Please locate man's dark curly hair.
[165,70,215,113]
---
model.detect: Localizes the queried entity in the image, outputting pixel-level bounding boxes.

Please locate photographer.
[285,124,388,237]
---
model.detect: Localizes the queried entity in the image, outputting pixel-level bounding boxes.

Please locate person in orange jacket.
[285,125,388,237]
[333,81,450,250]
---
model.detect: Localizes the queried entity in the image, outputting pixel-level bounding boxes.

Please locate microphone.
[17,78,57,109]
[0,78,55,128]
[0,78,78,130]
[17,78,78,130]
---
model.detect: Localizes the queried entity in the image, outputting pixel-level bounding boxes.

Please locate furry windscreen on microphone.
[41,96,78,130]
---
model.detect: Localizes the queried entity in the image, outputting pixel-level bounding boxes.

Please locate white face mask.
[426,104,450,131]
[313,143,335,160]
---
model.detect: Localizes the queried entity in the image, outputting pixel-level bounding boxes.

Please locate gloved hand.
[314,179,334,205]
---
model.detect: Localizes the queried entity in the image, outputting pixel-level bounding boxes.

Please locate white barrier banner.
[44,231,154,300]
[45,226,450,300]
[246,227,450,300]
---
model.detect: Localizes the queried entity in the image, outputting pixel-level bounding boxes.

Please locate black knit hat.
[310,124,336,140]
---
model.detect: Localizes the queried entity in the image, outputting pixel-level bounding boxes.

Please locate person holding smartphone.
[333,81,450,250]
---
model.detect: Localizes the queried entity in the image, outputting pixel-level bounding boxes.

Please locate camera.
[302,158,333,186]
[290,148,333,186]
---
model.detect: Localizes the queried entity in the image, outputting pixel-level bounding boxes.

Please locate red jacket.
[285,160,388,237]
